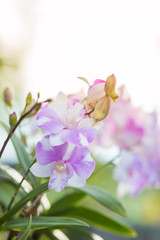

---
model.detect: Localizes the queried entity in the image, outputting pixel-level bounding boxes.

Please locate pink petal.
[36,136,68,165]
[67,146,95,179]
[36,108,64,134]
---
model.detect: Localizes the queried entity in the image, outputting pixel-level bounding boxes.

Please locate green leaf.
[0,182,48,225]
[0,121,36,186]
[47,192,85,215]
[0,163,32,194]
[64,227,95,240]
[69,185,126,217]
[62,207,137,237]
[0,181,21,207]
[1,216,88,230]
[18,215,32,240]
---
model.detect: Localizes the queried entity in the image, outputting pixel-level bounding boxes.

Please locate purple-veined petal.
[36,108,64,134]
[63,127,97,146]
[36,136,68,165]
[67,146,95,179]
[68,172,86,187]
[49,162,73,192]
[30,162,53,177]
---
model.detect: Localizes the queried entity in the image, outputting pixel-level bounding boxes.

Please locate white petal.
[78,118,104,130]
[30,162,53,177]
[93,121,104,129]
[68,172,86,187]
[56,91,68,108]
[66,102,84,126]
[79,133,89,146]
[62,143,75,160]
[77,118,94,128]
[50,92,68,124]
[41,136,52,151]
[49,132,65,146]
[37,116,51,126]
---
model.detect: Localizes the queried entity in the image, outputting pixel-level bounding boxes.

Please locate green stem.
[7,159,36,211]
[0,98,51,159]
[0,103,40,159]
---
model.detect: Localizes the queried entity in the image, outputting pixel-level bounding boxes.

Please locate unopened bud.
[105,74,119,103]
[3,87,13,107]
[9,112,17,127]
[37,92,40,99]
[87,80,106,110]
[93,96,111,121]
[26,92,32,105]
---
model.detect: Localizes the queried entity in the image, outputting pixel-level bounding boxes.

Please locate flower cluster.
[30,75,119,192]
[93,85,159,196]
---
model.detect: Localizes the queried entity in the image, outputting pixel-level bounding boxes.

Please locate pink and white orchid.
[30,136,95,192]
[31,75,119,192]
[36,92,97,147]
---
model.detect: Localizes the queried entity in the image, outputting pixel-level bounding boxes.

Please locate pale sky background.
[0,0,160,112]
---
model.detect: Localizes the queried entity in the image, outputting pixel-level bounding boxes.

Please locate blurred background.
[1,0,160,239]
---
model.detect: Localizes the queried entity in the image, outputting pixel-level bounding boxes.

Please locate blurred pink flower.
[95,85,157,150]
[114,128,160,196]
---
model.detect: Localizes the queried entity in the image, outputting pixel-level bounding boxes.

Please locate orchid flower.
[30,136,95,192]
[114,133,160,197]
[94,85,156,150]
[36,92,97,147]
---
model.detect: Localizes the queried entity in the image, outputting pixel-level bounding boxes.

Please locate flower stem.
[0,98,51,159]
[7,159,36,211]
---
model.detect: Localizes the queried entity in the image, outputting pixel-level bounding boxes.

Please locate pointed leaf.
[69,185,126,217]
[0,121,36,185]
[0,163,32,193]
[0,181,21,207]
[1,216,88,230]
[47,192,85,215]
[0,182,48,225]
[18,215,32,240]
[62,207,137,237]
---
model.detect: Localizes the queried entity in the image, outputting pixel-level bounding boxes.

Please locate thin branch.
[0,98,51,159]
[7,159,36,211]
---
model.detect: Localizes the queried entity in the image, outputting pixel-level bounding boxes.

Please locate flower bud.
[105,74,119,103]
[26,92,32,105]
[93,96,111,121]
[86,79,105,110]
[9,112,17,127]
[3,87,13,107]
